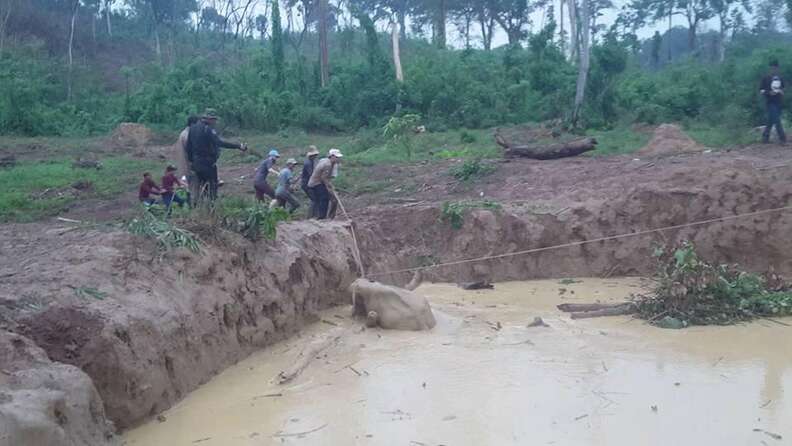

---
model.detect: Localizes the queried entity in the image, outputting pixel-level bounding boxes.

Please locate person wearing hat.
[185,108,248,202]
[161,165,186,213]
[274,158,301,214]
[301,146,320,217]
[307,148,343,220]
[254,149,281,201]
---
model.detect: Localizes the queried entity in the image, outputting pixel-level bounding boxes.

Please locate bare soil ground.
[2,125,792,444]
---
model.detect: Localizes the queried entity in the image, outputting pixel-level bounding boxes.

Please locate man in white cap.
[307,148,343,220]
[274,158,301,214]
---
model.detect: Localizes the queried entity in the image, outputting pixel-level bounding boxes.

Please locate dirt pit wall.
[1,220,360,439]
[355,168,792,286]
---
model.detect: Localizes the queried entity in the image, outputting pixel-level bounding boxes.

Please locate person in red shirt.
[161,165,186,211]
[138,172,162,206]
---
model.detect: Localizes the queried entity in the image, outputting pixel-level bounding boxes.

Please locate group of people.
[138,108,344,220]
[252,145,344,219]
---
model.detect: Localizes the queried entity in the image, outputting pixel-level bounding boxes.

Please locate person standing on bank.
[254,149,281,202]
[175,115,199,204]
[185,109,248,202]
[275,158,301,214]
[760,59,786,144]
[301,146,320,217]
[307,149,343,220]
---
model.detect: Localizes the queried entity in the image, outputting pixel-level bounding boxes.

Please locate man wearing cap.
[307,148,343,220]
[175,115,198,204]
[301,146,320,217]
[274,158,301,214]
[254,149,281,201]
[185,108,248,202]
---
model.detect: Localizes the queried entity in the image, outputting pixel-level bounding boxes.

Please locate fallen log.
[570,305,635,319]
[500,138,598,160]
[557,302,627,312]
[277,328,343,384]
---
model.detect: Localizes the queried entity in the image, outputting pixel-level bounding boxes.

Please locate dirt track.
[2,142,792,444]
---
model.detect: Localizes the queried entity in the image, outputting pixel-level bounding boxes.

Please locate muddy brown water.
[123,278,792,446]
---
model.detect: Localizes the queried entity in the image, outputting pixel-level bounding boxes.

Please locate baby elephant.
[350,278,436,331]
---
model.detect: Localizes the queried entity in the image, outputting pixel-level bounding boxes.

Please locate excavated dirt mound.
[0,220,360,438]
[637,124,706,157]
[110,123,153,148]
[0,331,117,445]
[354,148,792,286]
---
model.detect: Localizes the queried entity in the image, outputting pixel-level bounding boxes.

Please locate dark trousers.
[276,191,300,213]
[162,192,185,215]
[255,182,276,201]
[192,163,218,202]
[763,102,786,143]
[302,185,316,218]
[310,184,330,220]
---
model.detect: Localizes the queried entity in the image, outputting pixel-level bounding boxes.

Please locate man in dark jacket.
[186,109,247,202]
[760,60,786,144]
[301,146,320,217]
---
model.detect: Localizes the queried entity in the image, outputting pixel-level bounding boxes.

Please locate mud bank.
[355,163,792,285]
[123,278,792,445]
[0,221,360,442]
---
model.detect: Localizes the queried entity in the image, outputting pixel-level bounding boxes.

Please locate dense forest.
[1,0,792,137]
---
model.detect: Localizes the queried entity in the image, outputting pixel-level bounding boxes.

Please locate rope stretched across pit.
[366,204,792,278]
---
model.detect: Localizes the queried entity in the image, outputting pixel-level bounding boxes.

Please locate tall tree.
[271,0,285,89]
[434,0,447,48]
[0,0,17,53]
[358,0,410,40]
[679,0,715,51]
[491,0,539,45]
[318,0,329,87]
[711,0,750,61]
[103,0,113,37]
[571,0,590,126]
[67,0,79,101]
[449,0,476,48]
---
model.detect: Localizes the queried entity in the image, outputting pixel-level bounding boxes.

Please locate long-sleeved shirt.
[186,121,241,167]
[307,158,333,188]
[174,127,191,175]
[301,158,315,189]
[760,73,785,106]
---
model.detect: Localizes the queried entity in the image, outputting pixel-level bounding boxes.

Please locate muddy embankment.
[1,221,360,445]
[3,150,792,445]
[356,165,792,285]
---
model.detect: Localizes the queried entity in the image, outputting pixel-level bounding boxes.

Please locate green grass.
[684,122,767,148]
[585,127,650,156]
[0,157,160,222]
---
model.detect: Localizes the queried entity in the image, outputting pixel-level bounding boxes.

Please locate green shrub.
[440,200,501,229]
[449,158,496,182]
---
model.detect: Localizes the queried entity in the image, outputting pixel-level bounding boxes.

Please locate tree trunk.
[478,11,493,51]
[495,134,597,159]
[667,10,672,61]
[718,14,726,62]
[105,1,112,37]
[391,22,403,82]
[67,0,79,102]
[0,0,15,54]
[687,21,696,51]
[567,0,578,61]
[559,0,566,56]
[318,0,329,87]
[571,0,590,127]
[557,302,636,319]
[153,25,161,63]
[434,0,447,49]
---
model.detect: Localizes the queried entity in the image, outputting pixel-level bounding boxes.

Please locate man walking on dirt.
[254,149,281,202]
[301,146,320,217]
[186,109,248,202]
[760,60,786,144]
[307,149,343,220]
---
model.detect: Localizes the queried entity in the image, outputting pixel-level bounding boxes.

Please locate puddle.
[123,278,792,445]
